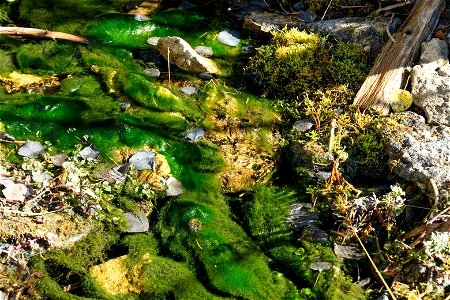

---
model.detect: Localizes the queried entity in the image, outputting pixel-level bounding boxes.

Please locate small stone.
[147,37,160,46]
[33,171,52,183]
[119,102,131,112]
[79,146,100,160]
[241,45,256,56]
[166,176,185,196]
[18,140,44,158]
[292,2,306,11]
[297,10,317,23]
[194,46,213,57]
[144,68,160,77]
[124,211,149,233]
[184,127,205,142]
[293,119,314,132]
[310,261,332,271]
[199,72,214,80]
[389,88,413,112]
[419,38,449,68]
[129,150,156,170]
[134,14,150,21]
[50,153,68,166]
[314,171,331,180]
[286,203,319,230]
[180,86,196,95]
[334,244,364,260]
[217,30,241,47]
[0,131,15,141]
[1,182,28,201]
[0,290,7,300]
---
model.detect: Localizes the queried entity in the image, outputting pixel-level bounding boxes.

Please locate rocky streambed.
[1,0,450,299]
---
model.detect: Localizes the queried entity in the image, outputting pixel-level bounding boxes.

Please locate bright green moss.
[246,28,369,100]
[16,42,83,76]
[0,49,16,75]
[158,198,295,299]
[120,109,189,132]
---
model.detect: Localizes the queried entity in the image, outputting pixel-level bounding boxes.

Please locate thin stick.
[0,27,87,43]
[352,228,396,299]
[386,13,396,43]
[167,47,171,84]
[376,0,414,15]
[321,0,333,21]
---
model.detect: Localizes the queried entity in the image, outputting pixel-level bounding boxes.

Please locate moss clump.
[246,27,369,100]
[16,42,83,76]
[0,49,16,75]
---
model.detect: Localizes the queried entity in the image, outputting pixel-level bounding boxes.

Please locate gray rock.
[199,72,214,80]
[292,2,306,11]
[1,181,28,201]
[334,244,364,260]
[314,171,331,180]
[18,140,44,158]
[384,112,450,199]
[241,45,256,56]
[156,37,220,74]
[166,176,185,196]
[33,171,52,183]
[144,68,160,78]
[217,30,241,47]
[194,46,213,57]
[184,127,205,142]
[124,211,149,233]
[412,39,450,125]
[79,146,100,160]
[310,261,332,271]
[180,86,196,95]
[50,153,68,166]
[286,203,319,230]
[129,150,156,170]
[0,290,6,300]
[288,141,334,174]
[244,13,402,57]
[0,131,15,141]
[293,119,314,132]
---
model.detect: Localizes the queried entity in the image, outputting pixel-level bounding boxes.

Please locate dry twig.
[0,27,87,43]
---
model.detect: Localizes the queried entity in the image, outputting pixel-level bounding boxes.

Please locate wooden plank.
[353,0,445,114]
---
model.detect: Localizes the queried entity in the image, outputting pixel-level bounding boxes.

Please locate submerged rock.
[50,154,68,166]
[194,46,213,57]
[165,176,184,196]
[18,140,44,158]
[180,86,196,95]
[412,38,450,125]
[183,127,205,142]
[155,37,220,74]
[286,203,320,230]
[144,67,160,78]
[293,119,314,132]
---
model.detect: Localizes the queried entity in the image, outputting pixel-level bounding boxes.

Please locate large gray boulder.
[384,112,450,199]
[155,37,220,75]
[412,38,450,125]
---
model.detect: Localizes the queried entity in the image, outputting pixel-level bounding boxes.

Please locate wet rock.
[293,119,314,132]
[334,244,364,260]
[18,140,44,158]
[33,171,52,183]
[194,46,213,57]
[217,30,241,47]
[144,67,160,77]
[79,146,100,160]
[156,37,220,75]
[384,112,450,199]
[129,150,156,170]
[50,153,68,166]
[310,261,332,271]
[180,86,196,95]
[314,171,331,180]
[166,176,185,196]
[412,38,450,125]
[183,127,205,142]
[286,203,319,230]
[303,225,328,244]
[124,211,149,233]
[244,13,402,57]
[0,291,6,300]
[288,141,334,173]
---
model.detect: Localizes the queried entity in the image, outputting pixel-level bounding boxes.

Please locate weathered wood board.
[353,0,446,114]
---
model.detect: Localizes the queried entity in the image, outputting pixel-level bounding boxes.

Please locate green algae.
[16,42,83,76]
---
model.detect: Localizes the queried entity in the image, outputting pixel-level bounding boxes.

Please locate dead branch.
[353,0,445,114]
[0,27,87,44]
